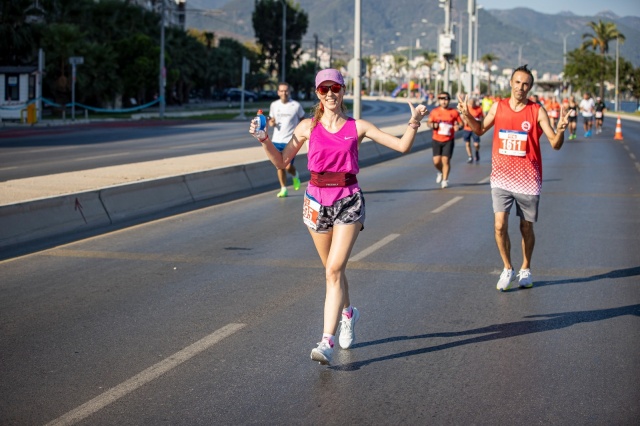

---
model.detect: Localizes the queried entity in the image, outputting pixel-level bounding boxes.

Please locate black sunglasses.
[317,84,343,95]
[438,97,450,100]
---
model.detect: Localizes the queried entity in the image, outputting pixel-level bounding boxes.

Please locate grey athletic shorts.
[305,190,365,233]
[492,187,540,222]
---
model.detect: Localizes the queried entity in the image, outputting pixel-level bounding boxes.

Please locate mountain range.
[186,0,640,76]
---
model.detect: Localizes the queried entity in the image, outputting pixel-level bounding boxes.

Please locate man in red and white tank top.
[457,64,570,291]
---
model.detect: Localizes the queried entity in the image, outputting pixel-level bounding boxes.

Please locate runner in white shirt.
[579,92,595,138]
[268,82,306,197]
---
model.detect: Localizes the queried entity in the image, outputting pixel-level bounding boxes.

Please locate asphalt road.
[1,119,638,425]
[0,99,414,181]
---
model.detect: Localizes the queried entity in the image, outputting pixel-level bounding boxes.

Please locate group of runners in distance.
[249,64,572,366]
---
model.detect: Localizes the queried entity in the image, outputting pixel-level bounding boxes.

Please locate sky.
[479,0,639,18]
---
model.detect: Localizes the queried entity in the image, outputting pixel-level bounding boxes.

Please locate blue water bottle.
[254,109,267,140]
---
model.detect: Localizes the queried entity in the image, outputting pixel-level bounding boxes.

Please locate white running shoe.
[436,172,443,183]
[310,341,333,365]
[339,307,360,349]
[496,268,516,291]
[518,269,533,288]
[441,180,449,189]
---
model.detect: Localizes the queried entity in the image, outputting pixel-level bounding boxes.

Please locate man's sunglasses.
[317,84,343,95]
[438,97,450,100]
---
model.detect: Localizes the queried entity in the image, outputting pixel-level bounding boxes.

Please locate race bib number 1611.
[498,129,528,157]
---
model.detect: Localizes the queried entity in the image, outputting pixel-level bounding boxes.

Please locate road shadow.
[519,266,640,289]
[331,304,640,371]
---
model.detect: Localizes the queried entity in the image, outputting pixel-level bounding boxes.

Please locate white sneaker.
[496,268,516,291]
[339,307,360,349]
[436,172,443,183]
[441,180,449,189]
[518,269,533,288]
[310,340,333,365]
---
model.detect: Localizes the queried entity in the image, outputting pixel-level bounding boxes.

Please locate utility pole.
[314,33,319,74]
[353,0,362,118]
[615,35,619,112]
[468,0,474,95]
[457,14,462,96]
[441,0,452,93]
[281,0,286,82]
[159,0,166,118]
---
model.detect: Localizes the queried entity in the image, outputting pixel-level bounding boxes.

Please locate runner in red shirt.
[462,97,484,163]
[457,65,570,291]
[426,91,463,188]
[547,96,561,128]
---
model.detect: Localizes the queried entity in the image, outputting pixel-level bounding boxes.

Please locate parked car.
[259,90,278,100]
[223,88,258,102]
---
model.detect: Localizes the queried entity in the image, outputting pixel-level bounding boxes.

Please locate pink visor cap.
[315,68,345,89]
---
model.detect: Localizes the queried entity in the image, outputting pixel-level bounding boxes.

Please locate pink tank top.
[307,117,360,206]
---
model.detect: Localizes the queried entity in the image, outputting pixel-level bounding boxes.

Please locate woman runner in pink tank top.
[249,68,428,366]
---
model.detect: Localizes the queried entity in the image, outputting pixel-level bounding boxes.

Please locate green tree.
[210,38,257,90]
[581,20,625,99]
[288,60,316,100]
[40,23,88,105]
[363,55,374,94]
[252,0,308,81]
[0,0,43,64]
[629,66,640,105]
[114,33,159,104]
[564,48,605,95]
[165,26,209,104]
[390,53,408,86]
[416,51,438,92]
[480,53,499,96]
[79,41,121,107]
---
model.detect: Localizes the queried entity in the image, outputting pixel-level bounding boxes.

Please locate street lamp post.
[281,0,286,82]
[518,44,524,65]
[159,0,166,119]
[615,35,619,112]
[474,4,482,94]
[560,32,574,68]
[456,14,462,96]
[353,0,362,118]
[468,0,474,95]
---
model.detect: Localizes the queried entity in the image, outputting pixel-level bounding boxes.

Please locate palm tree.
[363,55,374,95]
[390,53,408,88]
[0,0,41,63]
[416,51,438,94]
[582,20,625,99]
[480,53,499,96]
[455,54,468,95]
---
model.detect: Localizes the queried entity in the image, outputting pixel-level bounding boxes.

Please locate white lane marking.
[45,323,246,426]
[350,233,400,262]
[629,153,636,160]
[635,162,640,173]
[0,166,18,171]
[431,196,463,214]
[478,176,490,184]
